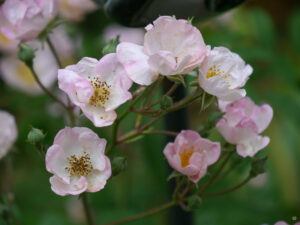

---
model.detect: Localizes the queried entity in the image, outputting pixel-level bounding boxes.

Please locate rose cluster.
[0,2,273,197]
[45,16,273,195]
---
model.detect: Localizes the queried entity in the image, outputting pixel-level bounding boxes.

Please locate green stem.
[201,176,251,198]
[142,130,178,136]
[46,36,62,68]
[100,201,176,225]
[81,193,95,225]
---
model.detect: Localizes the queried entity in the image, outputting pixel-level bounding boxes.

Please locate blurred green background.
[0,0,300,225]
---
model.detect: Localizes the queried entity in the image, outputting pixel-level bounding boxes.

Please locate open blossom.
[46,127,111,196]
[163,130,220,183]
[1,0,57,40]
[117,16,207,85]
[57,0,97,22]
[0,41,58,95]
[103,24,145,45]
[0,110,17,159]
[216,97,273,157]
[58,53,132,127]
[198,46,253,101]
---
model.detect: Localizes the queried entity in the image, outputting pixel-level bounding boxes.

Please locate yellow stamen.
[65,152,93,177]
[88,76,111,107]
[179,145,200,168]
[206,65,231,87]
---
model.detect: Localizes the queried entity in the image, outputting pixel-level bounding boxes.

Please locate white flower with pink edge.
[58,53,132,127]
[46,127,111,196]
[117,16,207,85]
[216,97,273,157]
[163,130,220,183]
[198,46,253,101]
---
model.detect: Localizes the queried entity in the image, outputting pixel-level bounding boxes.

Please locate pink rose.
[216,97,273,157]
[46,127,111,196]
[163,130,220,183]
[1,0,57,40]
[117,16,208,85]
[58,53,132,127]
[198,46,253,101]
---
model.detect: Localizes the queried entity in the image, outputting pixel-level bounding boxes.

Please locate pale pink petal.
[148,50,177,75]
[50,175,88,196]
[86,157,111,192]
[216,118,258,144]
[236,136,270,157]
[251,104,273,133]
[82,105,117,127]
[58,68,93,107]
[66,57,98,79]
[94,53,132,111]
[117,42,158,85]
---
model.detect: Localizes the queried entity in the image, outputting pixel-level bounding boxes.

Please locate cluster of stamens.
[88,76,111,107]
[206,65,231,87]
[179,145,200,168]
[65,152,93,177]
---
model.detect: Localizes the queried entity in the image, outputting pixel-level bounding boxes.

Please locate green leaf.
[102,35,120,55]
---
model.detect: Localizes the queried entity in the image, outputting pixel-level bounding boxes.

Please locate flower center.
[206,65,231,87]
[179,145,199,168]
[88,76,111,107]
[65,152,93,177]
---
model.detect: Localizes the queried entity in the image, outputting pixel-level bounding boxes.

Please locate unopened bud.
[160,95,173,110]
[27,127,45,145]
[18,44,35,67]
[188,195,202,210]
[250,157,267,178]
[112,156,127,176]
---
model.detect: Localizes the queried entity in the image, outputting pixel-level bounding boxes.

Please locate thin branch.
[100,201,175,225]
[201,176,251,198]
[142,130,178,136]
[46,36,62,68]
